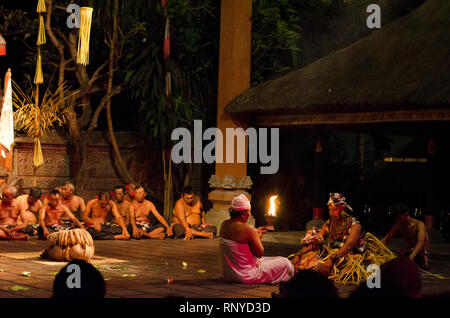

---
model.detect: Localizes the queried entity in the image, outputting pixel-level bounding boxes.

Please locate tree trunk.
[72,132,90,196]
[162,148,173,220]
[105,0,136,185]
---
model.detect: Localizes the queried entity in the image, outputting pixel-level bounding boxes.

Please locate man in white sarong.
[219,194,294,284]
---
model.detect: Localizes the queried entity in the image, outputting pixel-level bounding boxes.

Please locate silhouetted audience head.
[273,270,339,298]
[350,256,422,298]
[52,260,106,298]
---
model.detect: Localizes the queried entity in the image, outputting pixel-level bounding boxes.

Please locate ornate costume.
[291,193,396,285]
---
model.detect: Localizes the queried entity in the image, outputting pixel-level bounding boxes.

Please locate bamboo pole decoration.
[37,14,46,45]
[77,7,94,65]
[36,0,46,13]
[34,48,44,84]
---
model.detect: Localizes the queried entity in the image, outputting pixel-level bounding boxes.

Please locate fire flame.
[267,195,278,216]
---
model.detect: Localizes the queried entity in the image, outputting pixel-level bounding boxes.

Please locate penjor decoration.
[41,229,95,262]
[76,7,93,65]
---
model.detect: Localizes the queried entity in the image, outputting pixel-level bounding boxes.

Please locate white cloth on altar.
[219,237,294,284]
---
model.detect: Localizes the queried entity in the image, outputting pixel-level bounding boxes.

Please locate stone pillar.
[208,175,254,233]
[207,0,253,233]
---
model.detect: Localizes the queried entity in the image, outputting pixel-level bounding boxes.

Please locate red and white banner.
[0,68,14,171]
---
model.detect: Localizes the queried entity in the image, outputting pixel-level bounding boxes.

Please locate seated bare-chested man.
[16,187,43,236]
[112,185,131,225]
[172,186,216,240]
[0,185,30,240]
[83,192,130,240]
[124,183,136,202]
[60,182,86,225]
[128,186,172,239]
[382,202,430,269]
[38,190,84,240]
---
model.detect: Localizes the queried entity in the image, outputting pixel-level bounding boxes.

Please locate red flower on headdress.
[41,195,44,198]
[131,192,135,197]
[111,192,114,197]
[96,195,99,198]
[46,196,50,200]
[125,185,129,190]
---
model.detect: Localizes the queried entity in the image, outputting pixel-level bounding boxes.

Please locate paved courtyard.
[0,231,449,298]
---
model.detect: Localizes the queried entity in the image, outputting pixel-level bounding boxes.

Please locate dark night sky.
[0,0,140,132]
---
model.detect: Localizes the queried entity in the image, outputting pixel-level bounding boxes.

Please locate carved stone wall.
[4,132,167,200]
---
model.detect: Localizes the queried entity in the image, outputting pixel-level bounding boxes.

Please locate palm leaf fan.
[12,82,79,167]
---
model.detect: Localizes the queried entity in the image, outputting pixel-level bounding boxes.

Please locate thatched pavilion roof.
[225,0,450,126]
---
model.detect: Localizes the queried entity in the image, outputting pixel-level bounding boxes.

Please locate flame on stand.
[267,195,278,217]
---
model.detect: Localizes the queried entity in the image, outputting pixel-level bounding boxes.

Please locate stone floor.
[0,231,449,298]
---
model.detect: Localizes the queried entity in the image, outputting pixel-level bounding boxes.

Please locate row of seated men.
[0,183,217,241]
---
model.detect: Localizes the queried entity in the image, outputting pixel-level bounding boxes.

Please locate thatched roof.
[226,0,450,123]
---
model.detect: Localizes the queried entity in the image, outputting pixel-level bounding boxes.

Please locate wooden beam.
[256,109,450,127]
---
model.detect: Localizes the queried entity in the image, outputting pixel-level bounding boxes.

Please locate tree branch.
[87,86,121,135]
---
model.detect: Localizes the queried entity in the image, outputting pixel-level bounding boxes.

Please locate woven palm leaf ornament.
[32,0,47,171]
[36,0,46,13]
[37,14,46,45]
[13,82,77,168]
[34,49,43,85]
[76,7,93,65]
[34,0,46,85]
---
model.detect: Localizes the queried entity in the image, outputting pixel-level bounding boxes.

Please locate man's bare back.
[16,194,42,225]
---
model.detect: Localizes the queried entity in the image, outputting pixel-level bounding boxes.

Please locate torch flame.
[267,195,278,216]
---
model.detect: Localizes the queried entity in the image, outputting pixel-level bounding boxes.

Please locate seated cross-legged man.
[60,182,86,227]
[16,187,43,236]
[38,190,84,240]
[112,185,131,225]
[0,185,31,240]
[83,192,130,240]
[172,186,217,240]
[128,186,172,239]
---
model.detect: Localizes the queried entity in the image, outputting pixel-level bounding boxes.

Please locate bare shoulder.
[413,218,426,229]
[86,199,97,206]
[241,223,254,237]
[174,198,184,209]
[11,198,20,209]
[75,195,85,203]
[16,194,26,202]
[193,195,202,206]
[146,200,156,208]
